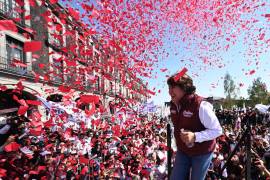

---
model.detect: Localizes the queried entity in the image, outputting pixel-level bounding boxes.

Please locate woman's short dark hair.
[167,74,196,95]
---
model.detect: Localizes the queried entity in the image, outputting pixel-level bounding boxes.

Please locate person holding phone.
[167,73,223,180]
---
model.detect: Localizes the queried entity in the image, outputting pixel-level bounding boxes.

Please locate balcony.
[0,1,28,28]
[51,76,63,85]
[0,56,32,77]
[47,36,63,50]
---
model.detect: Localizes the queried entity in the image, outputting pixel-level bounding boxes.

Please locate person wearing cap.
[167,74,223,180]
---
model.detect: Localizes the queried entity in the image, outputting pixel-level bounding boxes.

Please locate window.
[6,36,24,63]
[119,85,122,94]
[82,72,88,88]
[65,65,76,85]
[110,82,113,94]
[0,0,22,20]
[126,74,130,83]
[119,72,122,81]
[77,67,85,83]
[94,51,100,64]
[77,39,83,57]
[95,75,100,92]
[85,46,93,61]
[52,58,63,82]
[49,20,63,47]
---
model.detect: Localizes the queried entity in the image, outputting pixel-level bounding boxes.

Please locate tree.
[224,73,236,99]
[247,77,268,105]
[224,73,236,108]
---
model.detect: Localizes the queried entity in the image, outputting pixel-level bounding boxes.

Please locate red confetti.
[68,7,80,21]
[26,100,41,106]
[81,166,88,175]
[174,67,188,81]
[0,20,17,32]
[160,68,168,72]
[58,85,71,93]
[18,106,28,116]
[249,70,256,75]
[24,41,42,52]
[38,63,46,69]
[80,95,100,104]
[49,0,58,4]
[16,81,24,91]
[265,14,270,18]
[11,59,27,68]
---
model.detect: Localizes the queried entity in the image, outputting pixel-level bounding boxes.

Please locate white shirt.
[194,101,223,143]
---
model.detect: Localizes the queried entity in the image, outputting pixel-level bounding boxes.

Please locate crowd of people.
[205,108,270,179]
[0,93,169,179]
[1,90,270,180]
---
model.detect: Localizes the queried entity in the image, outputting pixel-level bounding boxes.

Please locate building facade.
[0,0,148,115]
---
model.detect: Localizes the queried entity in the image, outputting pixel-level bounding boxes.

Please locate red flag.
[24,41,42,52]
[29,129,42,136]
[174,67,188,81]
[4,142,20,152]
[79,156,89,164]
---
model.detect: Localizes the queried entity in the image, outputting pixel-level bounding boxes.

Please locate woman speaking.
[168,73,222,180]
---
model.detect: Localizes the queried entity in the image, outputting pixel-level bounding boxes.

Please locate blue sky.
[147,31,270,105]
[61,0,270,106]
[145,2,270,105]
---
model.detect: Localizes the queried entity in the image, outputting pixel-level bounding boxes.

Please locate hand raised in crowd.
[254,158,270,178]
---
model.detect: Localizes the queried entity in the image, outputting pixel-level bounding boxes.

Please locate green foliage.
[247,77,268,106]
[224,73,236,108]
[224,73,236,99]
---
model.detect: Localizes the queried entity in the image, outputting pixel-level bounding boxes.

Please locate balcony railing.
[0,56,31,76]
[48,36,62,48]
[51,76,63,84]
[0,1,24,25]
